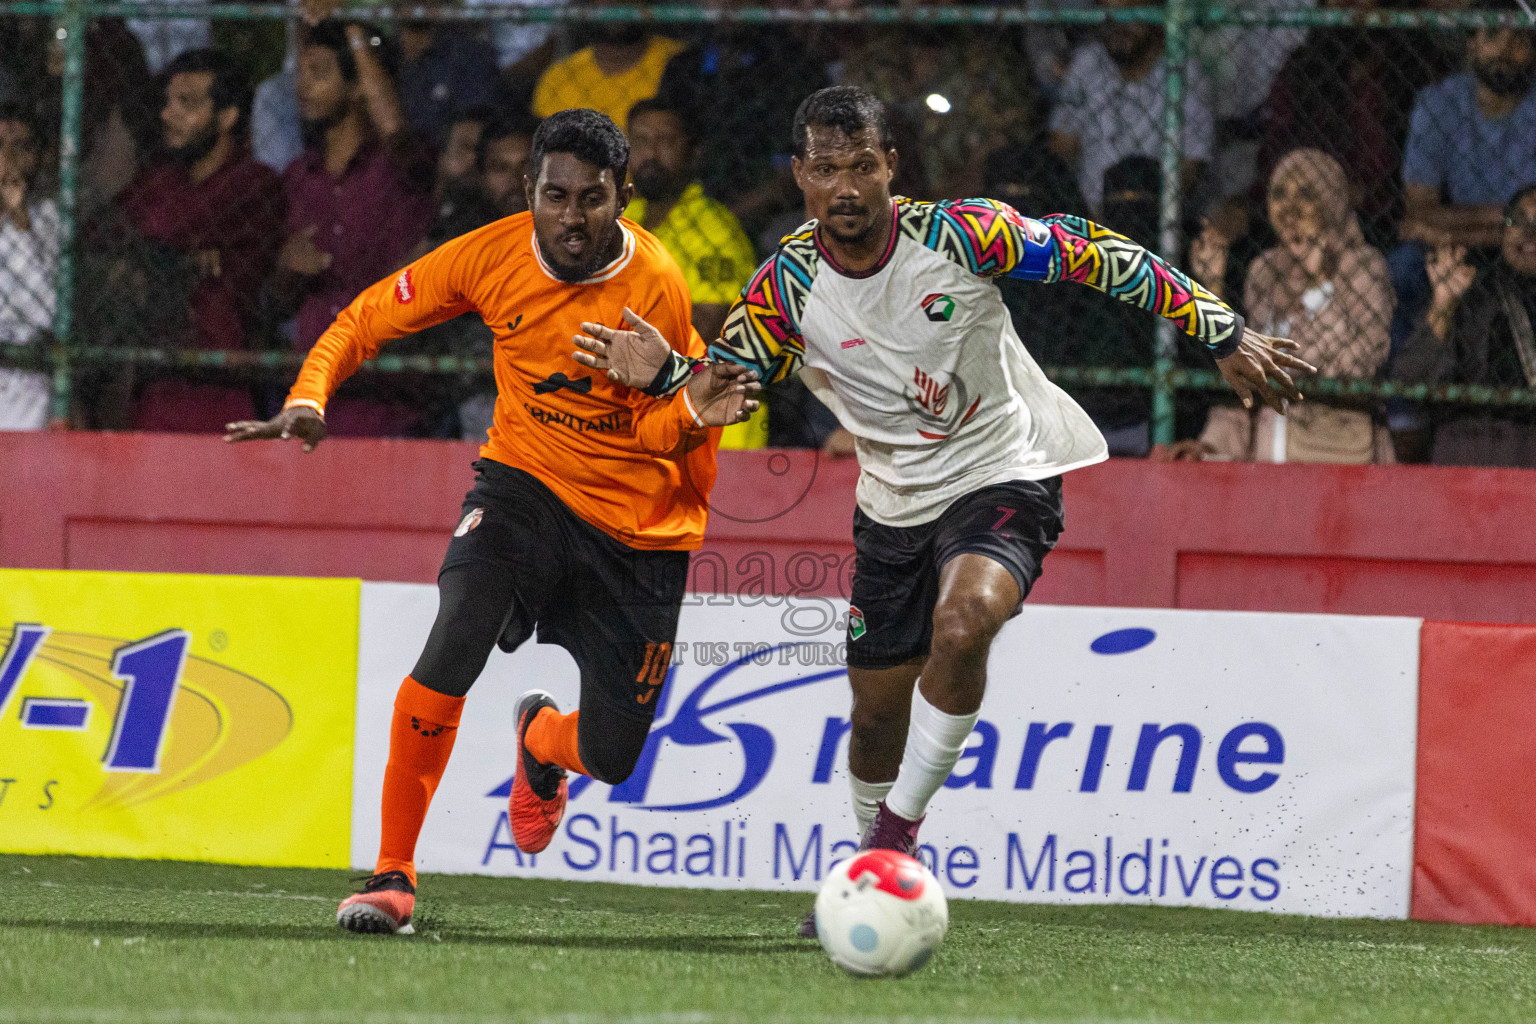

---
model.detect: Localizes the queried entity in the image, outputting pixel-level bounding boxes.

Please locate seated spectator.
[480,111,536,220]
[655,7,828,236]
[272,20,434,437]
[1047,0,1213,214]
[992,147,1158,455]
[1199,149,1394,463]
[623,99,755,343]
[1400,28,1536,253]
[107,48,285,432]
[1257,0,1435,249]
[1388,26,1536,438]
[37,18,159,221]
[1393,185,1536,467]
[842,24,1039,200]
[395,8,502,150]
[0,104,58,431]
[124,0,211,73]
[251,67,303,173]
[531,11,684,128]
[623,98,762,447]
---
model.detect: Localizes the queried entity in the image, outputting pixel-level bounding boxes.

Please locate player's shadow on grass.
[2,916,815,955]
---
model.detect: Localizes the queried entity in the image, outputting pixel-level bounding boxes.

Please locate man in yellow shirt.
[531,21,684,128]
[624,97,763,446]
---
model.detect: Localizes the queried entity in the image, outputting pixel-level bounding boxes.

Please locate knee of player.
[929,593,1009,657]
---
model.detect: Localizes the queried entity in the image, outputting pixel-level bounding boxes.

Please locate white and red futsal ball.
[814,849,949,976]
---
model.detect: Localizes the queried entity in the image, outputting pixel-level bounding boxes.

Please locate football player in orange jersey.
[225,108,759,935]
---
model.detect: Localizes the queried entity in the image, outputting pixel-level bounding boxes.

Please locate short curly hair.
[530,108,630,184]
[791,86,893,158]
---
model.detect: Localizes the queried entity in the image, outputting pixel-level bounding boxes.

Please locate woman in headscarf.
[1199,147,1395,463]
[1393,184,1536,467]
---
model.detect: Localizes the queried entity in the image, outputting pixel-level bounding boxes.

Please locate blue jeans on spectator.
[1387,242,1431,432]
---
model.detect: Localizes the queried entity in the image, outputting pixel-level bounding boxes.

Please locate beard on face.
[166,120,220,166]
[631,160,685,203]
[1473,56,1535,98]
[540,218,622,282]
[603,23,645,46]
[299,102,350,149]
[821,201,877,245]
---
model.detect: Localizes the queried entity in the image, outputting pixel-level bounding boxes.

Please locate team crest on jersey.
[396,268,415,304]
[848,606,866,641]
[908,366,982,441]
[454,507,485,537]
[921,293,955,322]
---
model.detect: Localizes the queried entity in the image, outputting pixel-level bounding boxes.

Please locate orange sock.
[374,676,465,886]
[524,707,587,776]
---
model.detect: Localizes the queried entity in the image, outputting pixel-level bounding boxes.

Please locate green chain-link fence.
[1,3,1533,458]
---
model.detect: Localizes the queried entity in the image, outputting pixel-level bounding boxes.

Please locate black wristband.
[1210,311,1245,360]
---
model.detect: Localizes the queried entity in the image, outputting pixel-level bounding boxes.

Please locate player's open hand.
[1215,329,1315,414]
[686,361,762,428]
[223,406,328,452]
[572,307,672,387]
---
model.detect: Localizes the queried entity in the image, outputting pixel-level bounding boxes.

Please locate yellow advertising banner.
[0,569,357,867]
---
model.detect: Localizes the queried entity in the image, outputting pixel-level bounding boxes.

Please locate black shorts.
[411,460,689,721]
[845,477,1064,670]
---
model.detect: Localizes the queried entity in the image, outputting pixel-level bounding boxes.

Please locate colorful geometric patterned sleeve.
[703,228,819,385]
[911,198,1245,357]
[1032,212,1245,357]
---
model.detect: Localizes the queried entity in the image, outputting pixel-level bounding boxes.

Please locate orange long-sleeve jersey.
[286,213,717,551]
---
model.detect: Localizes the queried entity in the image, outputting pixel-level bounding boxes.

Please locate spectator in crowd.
[0,104,58,431]
[1047,0,1213,214]
[395,8,503,150]
[36,18,159,220]
[480,112,536,219]
[1259,0,1455,249]
[124,0,212,74]
[842,24,1040,199]
[1198,149,1393,463]
[655,0,828,237]
[1194,0,1310,202]
[1387,26,1536,441]
[623,98,762,446]
[110,48,285,431]
[251,65,303,173]
[1400,27,1536,252]
[273,21,434,436]
[623,99,755,344]
[531,5,684,128]
[992,146,1160,455]
[1393,185,1536,467]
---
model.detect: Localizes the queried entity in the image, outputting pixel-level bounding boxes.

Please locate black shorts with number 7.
[845,477,1064,671]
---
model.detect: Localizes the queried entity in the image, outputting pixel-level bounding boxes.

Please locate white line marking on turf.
[0,1011,1248,1024]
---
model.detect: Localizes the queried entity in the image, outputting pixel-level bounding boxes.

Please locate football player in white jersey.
[573,86,1311,936]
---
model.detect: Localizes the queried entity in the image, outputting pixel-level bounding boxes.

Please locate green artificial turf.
[3,853,1535,1024]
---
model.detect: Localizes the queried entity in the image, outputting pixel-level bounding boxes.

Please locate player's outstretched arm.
[223,405,328,452]
[1215,330,1314,413]
[685,361,762,427]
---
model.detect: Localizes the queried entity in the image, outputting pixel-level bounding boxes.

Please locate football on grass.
[814,849,948,976]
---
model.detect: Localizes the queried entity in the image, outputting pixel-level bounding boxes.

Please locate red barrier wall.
[4,432,1536,623]
[1413,621,1536,926]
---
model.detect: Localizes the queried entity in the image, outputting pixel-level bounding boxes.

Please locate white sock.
[849,775,894,835]
[884,686,979,822]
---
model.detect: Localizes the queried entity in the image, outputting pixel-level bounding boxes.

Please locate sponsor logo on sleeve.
[396,269,415,304]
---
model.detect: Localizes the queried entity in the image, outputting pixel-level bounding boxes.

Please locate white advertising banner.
[355,583,1421,918]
